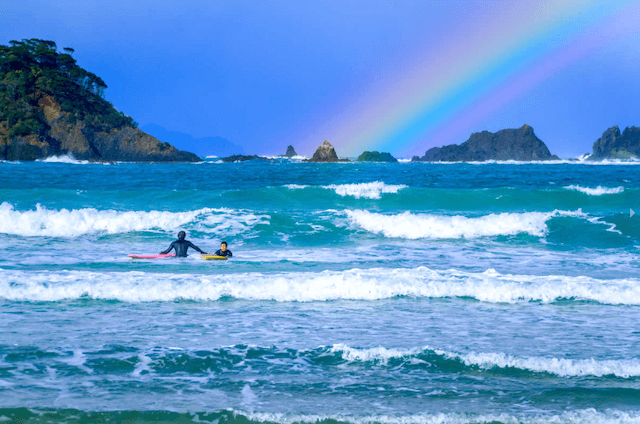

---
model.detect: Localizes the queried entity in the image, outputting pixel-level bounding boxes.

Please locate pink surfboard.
[128,253,176,259]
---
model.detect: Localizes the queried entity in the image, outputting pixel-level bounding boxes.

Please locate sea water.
[1,157,639,423]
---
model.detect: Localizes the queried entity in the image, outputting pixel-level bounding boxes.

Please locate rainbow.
[308,0,639,157]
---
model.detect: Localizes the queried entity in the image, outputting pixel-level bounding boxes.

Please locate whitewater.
[1,159,639,423]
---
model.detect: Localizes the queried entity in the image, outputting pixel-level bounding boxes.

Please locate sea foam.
[242,409,640,424]
[564,185,624,196]
[322,182,408,199]
[345,209,584,239]
[0,203,269,237]
[2,266,640,305]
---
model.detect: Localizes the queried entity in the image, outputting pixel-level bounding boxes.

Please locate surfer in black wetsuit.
[214,241,232,258]
[160,231,207,257]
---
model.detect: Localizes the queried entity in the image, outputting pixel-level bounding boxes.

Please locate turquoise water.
[1,158,640,423]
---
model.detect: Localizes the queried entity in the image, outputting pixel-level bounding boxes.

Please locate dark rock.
[305,140,348,162]
[412,125,558,162]
[284,145,297,158]
[357,151,397,162]
[220,154,269,163]
[590,126,640,160]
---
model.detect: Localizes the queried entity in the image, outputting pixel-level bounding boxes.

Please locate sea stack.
[590,126,640,160]
[412,125,558,162]
[357,151,397,162]
[284,145,297,158]
[306,140,342,162]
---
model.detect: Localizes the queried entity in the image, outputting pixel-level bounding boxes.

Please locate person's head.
[220,241,228,251]
[178,231,186,240]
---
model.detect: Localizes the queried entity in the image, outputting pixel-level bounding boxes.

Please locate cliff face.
[591,126,640,160]
[412,125,558,162]
[0,94,199,162]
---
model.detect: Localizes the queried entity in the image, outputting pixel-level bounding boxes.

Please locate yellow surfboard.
[201,254,228,260]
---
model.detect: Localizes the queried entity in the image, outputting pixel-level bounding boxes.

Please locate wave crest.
[2,266,640,305]
[345,209,584,239]
[0,203,268,237]
[322,182,408,199]
[564,185,624,196]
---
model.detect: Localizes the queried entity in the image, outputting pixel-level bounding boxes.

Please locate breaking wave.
[0,203,269,237]
[564,185,624,196]
[322,182,408,199]
[345,209,585,239]
[330,344,640,378]
[2,266,640,304]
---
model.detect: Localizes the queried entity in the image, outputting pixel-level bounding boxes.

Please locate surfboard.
[201,254,228,260]
[128,253,176,259]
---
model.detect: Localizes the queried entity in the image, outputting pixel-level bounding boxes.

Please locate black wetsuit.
[161,240,206,257]
[215,249,232,258]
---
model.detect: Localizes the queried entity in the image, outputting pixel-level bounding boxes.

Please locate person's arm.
[160,242,175,255]
[188,241,206,254]
[226,250,232,257]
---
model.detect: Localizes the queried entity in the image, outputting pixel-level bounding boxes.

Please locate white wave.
[564,185,624,196]
[322,182,408,199]
[284,184,308,189]
[242,410,640,424]
[205,155,218,159]
[36,154,94,164]
[2,266,640,305]
[345,209,584,239]
[330,344,640,378]
[0,203,269,237]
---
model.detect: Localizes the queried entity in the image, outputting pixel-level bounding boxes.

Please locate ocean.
[1,157,639,423]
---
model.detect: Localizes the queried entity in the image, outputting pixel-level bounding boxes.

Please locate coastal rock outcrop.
[305,140,347,162]
[412,125,558,162]
[220,154,269,162]
[357,151,397,162]
[590,126,640,160]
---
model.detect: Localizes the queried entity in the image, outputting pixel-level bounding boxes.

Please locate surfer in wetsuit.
[214,241,232,258]
[160,231,207,257]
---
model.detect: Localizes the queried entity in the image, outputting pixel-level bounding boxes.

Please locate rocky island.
[589,126,640,160]
[281,145,297,158]
[412,124,558,162]
[305,140,349,162]
[0,39,198,162]
[357,151,397,162]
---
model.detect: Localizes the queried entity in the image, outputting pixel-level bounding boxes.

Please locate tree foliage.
[0,38,136,139]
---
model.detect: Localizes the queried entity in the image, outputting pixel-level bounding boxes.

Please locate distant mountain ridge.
[142,124,244,158]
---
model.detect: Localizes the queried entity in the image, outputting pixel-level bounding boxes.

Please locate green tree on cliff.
[0,38,136,139]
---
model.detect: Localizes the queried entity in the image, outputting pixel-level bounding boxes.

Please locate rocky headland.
[0,39,198,162]
[589,126,640,160]
[357,151,397,162]
[412,125,558,162]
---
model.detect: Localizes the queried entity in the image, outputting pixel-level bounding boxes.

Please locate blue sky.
[2,0,639,157]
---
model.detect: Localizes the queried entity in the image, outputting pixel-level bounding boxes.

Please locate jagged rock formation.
[590,126,640,160]
[220,154,269,163]
[0,39,199,162]
[412,125,558,162]
[357,151,397,162]
[284,145,297,158]
[305,140,347,162]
